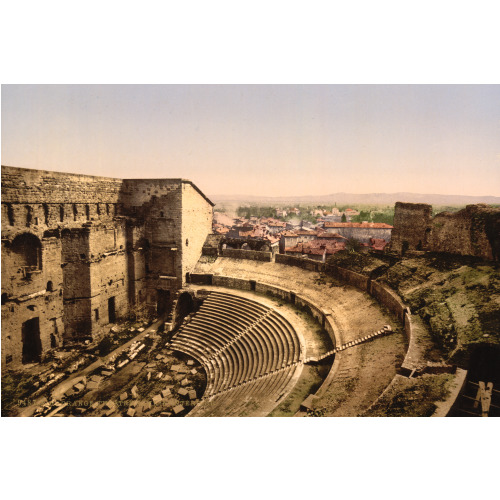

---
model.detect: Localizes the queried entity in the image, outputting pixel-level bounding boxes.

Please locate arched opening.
[46,281,54,292]
[174,292,194,326]
[11,233,42,271]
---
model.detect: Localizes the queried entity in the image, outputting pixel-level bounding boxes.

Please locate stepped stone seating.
[169,291,303,416]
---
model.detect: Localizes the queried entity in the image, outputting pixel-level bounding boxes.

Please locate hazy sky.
[2,84,499,197]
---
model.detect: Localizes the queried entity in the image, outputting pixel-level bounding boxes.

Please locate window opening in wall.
[60,205,64,222]
[186,238,189,246]
[108,296,116,323]
[85,204,90,220]
[43,204,49,224]
[26,205,33,227]
[22,317,41,363]
[160,211,164,217]
[73,204,78,221]
[250,280,256,291]
[96,203,101,215]
[106,204,110,215]
[50,333,57,348]
[402,240,409,256]
[46,281,53,292]
[1,293,8,305]
[94,308,99,321]
[7,203,14,225]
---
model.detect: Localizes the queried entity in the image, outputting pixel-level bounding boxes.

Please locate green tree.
[341,213,347,222]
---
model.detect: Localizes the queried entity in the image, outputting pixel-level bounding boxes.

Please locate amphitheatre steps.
[304,325,394,363]
[168,291,303,415]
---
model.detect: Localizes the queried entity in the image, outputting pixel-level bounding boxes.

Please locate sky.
[2,84,499,197]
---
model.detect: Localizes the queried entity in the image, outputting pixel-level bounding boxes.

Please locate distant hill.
[209,192,500,207]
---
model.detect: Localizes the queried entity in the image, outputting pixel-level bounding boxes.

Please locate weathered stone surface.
[119,392,128,401]
[152,394,162,406]
[126,408,136,417]
[178,388,188,397]
[172,405,184,415]
[188,390,197,400]
[161,388,171,398]
[1,166,213,368]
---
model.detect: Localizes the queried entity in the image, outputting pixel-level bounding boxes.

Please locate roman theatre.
[4,166,492,417]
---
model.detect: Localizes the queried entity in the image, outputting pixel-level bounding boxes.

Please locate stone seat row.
[169,292,302,398]
[190,364,300,417]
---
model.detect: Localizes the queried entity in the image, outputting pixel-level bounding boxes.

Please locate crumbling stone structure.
[391,202,500,260]
[1,166,213,366]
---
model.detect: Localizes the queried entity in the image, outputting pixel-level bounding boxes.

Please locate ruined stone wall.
[390,202,432,254]
[391,201,500,260]
[221,249,272,261]
[1,166,213,366]
[428,205,500,260]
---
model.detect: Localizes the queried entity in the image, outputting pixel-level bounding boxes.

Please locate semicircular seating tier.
[168,291,303,416]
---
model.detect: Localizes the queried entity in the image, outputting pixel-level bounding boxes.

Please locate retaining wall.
[221,249,272,261]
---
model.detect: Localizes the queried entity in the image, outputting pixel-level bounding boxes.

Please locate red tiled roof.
[323,222,393,229]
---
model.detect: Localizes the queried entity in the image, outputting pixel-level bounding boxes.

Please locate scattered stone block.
[190,369,197,375]
[119,392,128,401]
[155,354,163,360]
[142,401,151,412]
[187,360,194,366]
[181,378,189,386]
[178,366,189,374]
[174,373,184,381]
[74,382,85,392]
[105,408,115,417]
[161,388,171,398]
[147,372,152,381]
[104,400,116,411]
[171,364,181,372]
[178,388,188,397]
[126,408,136,417]
[152,394,163,406]
[131,385,139,398]
[101,370,113,377]
[90,402,100,411]
[138,327,145,332]
[172,405,184,415]
[146,362,156,368]
[90,375,103,383]
[87,381,99,390]
[156,372,163,379]
[188,390,197,400]
[111,326,120,333]
[160,412,172,417]
[130,400,138,408]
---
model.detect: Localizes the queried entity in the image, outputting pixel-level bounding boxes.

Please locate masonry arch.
[11,233,42,270]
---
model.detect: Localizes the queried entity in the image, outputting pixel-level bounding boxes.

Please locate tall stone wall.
[1,166,213,367]
[390,202,432,254]
[391,202,500,260]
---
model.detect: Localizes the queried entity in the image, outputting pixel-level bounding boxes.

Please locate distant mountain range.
[209,192,500,207]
